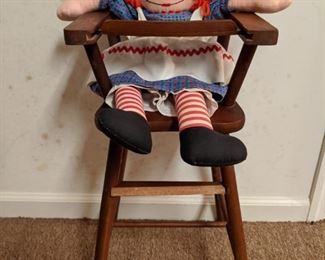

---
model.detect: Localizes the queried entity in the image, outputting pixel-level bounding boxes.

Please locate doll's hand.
[228,0,292,13]
[57,0,100,21]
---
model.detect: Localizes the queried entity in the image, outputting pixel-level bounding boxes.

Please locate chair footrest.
[111,181,225,197]
[114,219,227,228]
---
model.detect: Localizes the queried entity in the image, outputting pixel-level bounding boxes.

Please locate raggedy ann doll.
[57,0,292,166]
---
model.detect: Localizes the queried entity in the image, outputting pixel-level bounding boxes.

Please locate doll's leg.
[174,91,247,166]
[175,91,213,131]
[57,0,100,21]
[115,86,147,120]
[95,86,152,154]
[228,0,292,13]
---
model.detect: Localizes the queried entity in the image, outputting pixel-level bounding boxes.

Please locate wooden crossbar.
[114,220,227,228]
[111,181,225,197]
[100,20,238,37]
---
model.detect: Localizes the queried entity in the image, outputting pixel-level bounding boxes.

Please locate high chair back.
[63,11,278,260]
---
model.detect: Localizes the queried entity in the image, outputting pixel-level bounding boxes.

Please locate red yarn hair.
[126,0,211,17]
[191,0,211,16]
[126,0,142,8]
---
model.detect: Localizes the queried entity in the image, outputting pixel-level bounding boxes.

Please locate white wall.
[0,0,324,221]
[308,135,325,222]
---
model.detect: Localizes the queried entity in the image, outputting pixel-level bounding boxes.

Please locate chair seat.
[147,102,245,134]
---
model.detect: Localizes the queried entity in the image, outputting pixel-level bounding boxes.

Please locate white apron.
[102,7,234,117]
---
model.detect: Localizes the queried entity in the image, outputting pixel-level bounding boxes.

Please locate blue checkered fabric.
[99,0,137,20]
[99,0,230,21]
[208,0,230,20]
[90,70,228,102]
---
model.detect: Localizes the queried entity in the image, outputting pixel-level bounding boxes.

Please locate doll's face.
[141,0,195,13]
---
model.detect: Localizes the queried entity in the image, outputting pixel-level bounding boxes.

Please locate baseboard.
[0,192,310,222]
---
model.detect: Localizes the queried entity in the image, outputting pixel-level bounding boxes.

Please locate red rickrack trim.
[223,53,234,61]
[107,45,234,60]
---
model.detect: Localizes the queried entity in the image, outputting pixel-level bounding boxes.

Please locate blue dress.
[91,0,233,116]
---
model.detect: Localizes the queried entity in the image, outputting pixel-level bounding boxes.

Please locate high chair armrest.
[64,11,278,46]
[230,12,278,45]
[64,11,111,45]
[100,20,238,37]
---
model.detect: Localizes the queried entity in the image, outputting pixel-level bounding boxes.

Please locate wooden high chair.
[64,11,278,260]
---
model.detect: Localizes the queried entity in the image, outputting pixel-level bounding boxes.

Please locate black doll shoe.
[95,103,152,154]
[179,127,247,166]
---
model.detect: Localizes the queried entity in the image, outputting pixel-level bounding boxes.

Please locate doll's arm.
[208,0,230,19]
[228,0,292,13]
[99,0,137,20]
[57,0,136,21]
[208,0,292,20]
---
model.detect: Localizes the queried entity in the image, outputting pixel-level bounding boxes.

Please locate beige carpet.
[0,218,324,260]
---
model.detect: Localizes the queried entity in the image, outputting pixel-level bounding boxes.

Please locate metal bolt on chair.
[63,11,278,260]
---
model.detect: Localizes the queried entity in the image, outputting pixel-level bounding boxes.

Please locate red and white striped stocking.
[174,91,213,131]
[115,86,147,120]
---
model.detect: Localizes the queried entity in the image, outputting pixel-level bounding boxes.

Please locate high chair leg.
[221,166,248,260]
[212,167,228,222]
[95,141,127,260]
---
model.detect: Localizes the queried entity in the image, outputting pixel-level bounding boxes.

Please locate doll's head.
[128,0,211,16]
